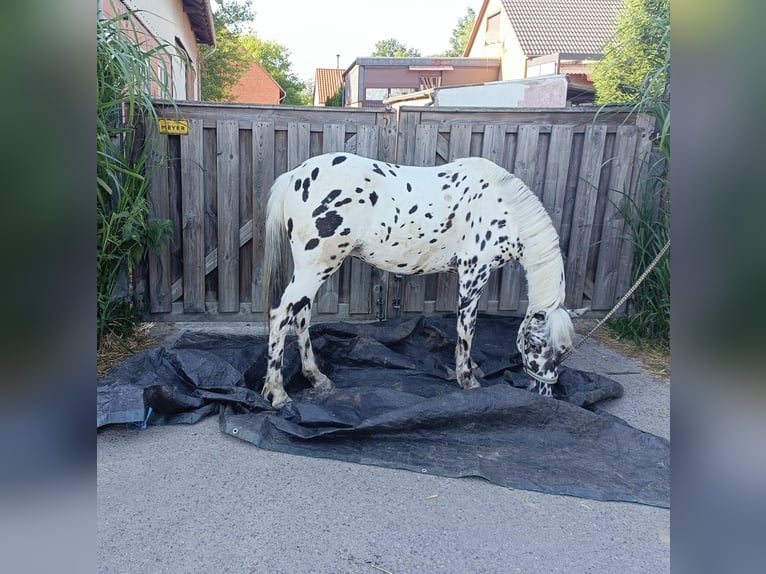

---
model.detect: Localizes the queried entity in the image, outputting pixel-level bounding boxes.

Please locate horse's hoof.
[310,373,335,391]
[459,377,481,390]
[262,382,291,409]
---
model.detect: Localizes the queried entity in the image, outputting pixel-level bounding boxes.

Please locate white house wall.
[121,0,202,100]
[467,0,528,81]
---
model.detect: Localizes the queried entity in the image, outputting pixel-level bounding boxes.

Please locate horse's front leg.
[454,264,489,390]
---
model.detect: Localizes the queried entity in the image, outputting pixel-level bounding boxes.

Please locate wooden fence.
[137,102,656,322]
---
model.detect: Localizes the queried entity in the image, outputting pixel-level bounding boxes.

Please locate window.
[486,12,501,44]
[365,87,416,101]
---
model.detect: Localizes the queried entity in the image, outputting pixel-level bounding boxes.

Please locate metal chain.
[559,239,670,363]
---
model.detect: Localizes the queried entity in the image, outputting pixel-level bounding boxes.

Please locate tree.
[372,38,421,57]
[592,0,669,104]
[200,0,254,101]
[442,7,476,56]
[241,36,311,105]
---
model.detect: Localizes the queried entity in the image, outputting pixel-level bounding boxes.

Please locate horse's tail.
[262,171,293,317]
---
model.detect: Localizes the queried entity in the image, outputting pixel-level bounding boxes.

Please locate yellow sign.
[158,119,189,135]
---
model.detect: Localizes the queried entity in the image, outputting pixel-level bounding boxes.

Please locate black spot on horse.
[312,204,328,217]
[292,296,311,316]
[442,184,450,190]
[311,167,319,180]
[334,197,352,208]
[324,189,342,203]
[302,178,311,202]
[332,155,347,166]
[287,218,293,239]
[451,173,459,182]
[406,182,412,192]
[355,187,364,193]
[340,228,351,236]
[372,163,386,177]
[482,182,489,189]
[294,178,301,192]
[315,211,344,238]
[305,238,319,250]
[369,191,378,206]
[437,172,447,177]
[408,204,418,214]
[397,263,407,268]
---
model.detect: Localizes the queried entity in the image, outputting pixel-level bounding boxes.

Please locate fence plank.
[565,124,608,307]
[316,124,346,313]
[217,120,240,312]
[147,133,172,312]
[287,122,310,170]
[542,125,574,235]
[591,125,639,310]
[251,122,275,313]
[614,115,657,306]
[180,119,205,312]
[434,123,472,312]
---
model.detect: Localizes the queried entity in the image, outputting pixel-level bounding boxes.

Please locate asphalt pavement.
[97,321,670,573]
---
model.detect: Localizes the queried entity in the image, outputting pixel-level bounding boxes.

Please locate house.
[99,0,215,101]
[342,57,501,108]
[313,68,344,106]
[464,0,623,90]
[230,61,286,104]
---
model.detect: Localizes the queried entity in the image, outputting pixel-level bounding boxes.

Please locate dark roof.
[501,0,623,56]
[182,0,216,46]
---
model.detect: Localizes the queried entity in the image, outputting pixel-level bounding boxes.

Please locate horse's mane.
[481,162,574,348]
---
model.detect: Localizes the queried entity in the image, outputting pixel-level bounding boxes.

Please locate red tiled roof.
[502,0,623,56]
[314,68,344,104]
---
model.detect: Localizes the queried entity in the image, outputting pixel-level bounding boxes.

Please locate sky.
[237,0,483,81]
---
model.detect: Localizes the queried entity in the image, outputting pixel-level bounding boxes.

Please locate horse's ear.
[567,307,588,318]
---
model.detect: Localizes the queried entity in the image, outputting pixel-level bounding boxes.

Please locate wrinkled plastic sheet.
[97,315,669,508]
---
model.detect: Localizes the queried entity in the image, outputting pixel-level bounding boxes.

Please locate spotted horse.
[261,152,585,408]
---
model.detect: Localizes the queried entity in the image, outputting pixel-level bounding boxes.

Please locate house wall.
[102,0,202,100]
[345,62,500,107]
[466,0,528,80]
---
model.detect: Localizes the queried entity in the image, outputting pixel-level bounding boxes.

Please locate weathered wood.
[541,125,574,235]
[316,124,346,314]
[251,121,275,313]
[287,122,311,170]
[592,125,640,310]
[216,120,240,312]
[180,119,205,312]
[565,124,608,307]
[145,104,651,323]
[147,133,172,312]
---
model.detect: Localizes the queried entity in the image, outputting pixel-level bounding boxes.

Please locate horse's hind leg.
[262,268,334,408]
[293,301,333,391]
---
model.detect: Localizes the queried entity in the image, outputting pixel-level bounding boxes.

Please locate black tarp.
[97,315,670,508]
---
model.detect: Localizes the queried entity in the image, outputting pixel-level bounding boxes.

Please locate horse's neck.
[513,202,565,312]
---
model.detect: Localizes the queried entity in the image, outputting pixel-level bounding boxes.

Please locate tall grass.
[97,10,175,345]
[601,3,670,349]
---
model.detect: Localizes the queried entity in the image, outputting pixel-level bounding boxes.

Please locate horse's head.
[516,306,587,396]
